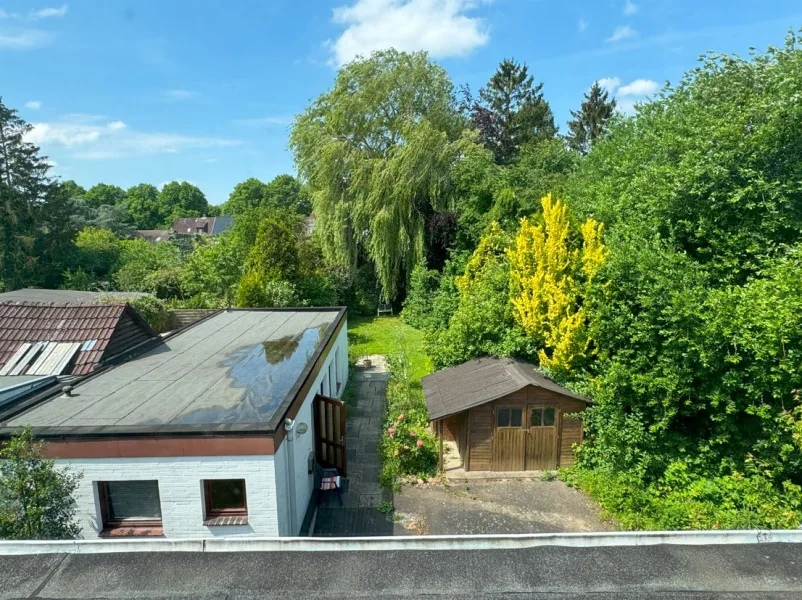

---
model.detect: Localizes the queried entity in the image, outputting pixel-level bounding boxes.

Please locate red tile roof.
[0,302,156,376]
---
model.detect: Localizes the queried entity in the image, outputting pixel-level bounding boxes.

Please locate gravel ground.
[391,478,612,535]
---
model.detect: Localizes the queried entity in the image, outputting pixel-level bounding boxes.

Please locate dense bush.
[561,466,802,530]
[128,296,170,333]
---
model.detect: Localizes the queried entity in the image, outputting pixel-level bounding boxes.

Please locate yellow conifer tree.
[508,194,606,375]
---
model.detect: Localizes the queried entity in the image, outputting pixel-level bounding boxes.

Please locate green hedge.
[560,466,802,530]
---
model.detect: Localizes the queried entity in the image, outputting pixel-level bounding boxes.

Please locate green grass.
[347,315,433,384]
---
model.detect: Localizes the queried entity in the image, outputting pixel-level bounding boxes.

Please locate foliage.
[181,234,245,306]
[561,466,802,531]
[291,49,464,301]
[563,37,802,528]
[565,82,617,155]
[379,342,438,487]
[245,215,299,281]
[122,296,170,333]
[567,37,802,284]
[225,175,310,216]
[0,426,82,540]
[84,183,126,208]
[0,97,76,291]
[461,59,557,164]
[425,223,518,369]
[235,272,300,308]
[126,183,164,229]
[158,181,209,223]
[508,194,605,375]
[72,227,120,281]
[114,239,182,295]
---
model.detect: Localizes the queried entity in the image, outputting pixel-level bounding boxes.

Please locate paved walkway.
[312,357,393,536]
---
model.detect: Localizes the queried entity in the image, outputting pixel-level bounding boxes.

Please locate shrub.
[378,343,438,488]
[128,296,170,333]
[560,466,802,530]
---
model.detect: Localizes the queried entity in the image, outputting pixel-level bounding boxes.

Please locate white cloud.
[30,5,69,19]
[45,159,58,168]
[606,25,636,43]
[618,78,659,96]
[578,17,588,34]
[25,100,43,110]
[0,29,53,49]
[203,158,218,164]
[232,116,291,126]
[623,1,637,16]
[163,89,197,101]
[0,4,68,21]
[328,0,490,67]
[25,116,239,159]
[596,77,621,93]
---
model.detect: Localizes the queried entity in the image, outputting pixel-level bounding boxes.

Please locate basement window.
[203,479,248,525]
[98,480,163,536]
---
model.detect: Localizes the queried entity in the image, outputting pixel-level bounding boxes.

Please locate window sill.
[100,526,164,538]
[203,515,249,527]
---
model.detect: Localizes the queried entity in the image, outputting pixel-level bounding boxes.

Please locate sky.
[2,1,801,206]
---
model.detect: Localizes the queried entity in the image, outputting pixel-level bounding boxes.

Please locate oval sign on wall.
[296,422,308,435]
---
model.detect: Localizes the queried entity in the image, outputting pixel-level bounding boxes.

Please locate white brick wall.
[60,455,279,538]
[58,318,349,539]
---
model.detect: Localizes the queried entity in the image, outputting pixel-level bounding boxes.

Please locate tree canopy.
[291,49,465,300]
[462,59,557,164]
[565,82,617,155]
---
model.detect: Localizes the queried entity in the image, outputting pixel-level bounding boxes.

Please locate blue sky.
[2,1,800,206]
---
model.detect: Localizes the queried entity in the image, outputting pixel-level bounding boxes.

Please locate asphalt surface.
[2,543,802,599]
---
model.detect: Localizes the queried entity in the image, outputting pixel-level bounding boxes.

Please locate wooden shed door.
[492,407,526,471]
[314,394,347,476]
[526,406,558,470]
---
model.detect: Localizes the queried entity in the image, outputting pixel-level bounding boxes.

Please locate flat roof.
[3,308,344,436]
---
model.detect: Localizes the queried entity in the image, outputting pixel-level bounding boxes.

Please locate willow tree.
[290,49,464,301]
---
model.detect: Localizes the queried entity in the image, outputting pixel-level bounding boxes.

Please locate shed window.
[203,479,247,518]
[98,480,162,526]
[531,407,556,427]
[497,407,522,428]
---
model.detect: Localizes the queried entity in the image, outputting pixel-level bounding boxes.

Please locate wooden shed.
[423,357,590,471]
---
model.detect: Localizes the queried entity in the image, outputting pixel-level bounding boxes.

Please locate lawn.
[347,315,433,384]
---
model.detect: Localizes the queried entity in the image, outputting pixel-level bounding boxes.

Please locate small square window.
[204,479,247,519]
[98,480,162,532]
[531,408,542,427]
[497,408,509,427]
[543,408,556,426]
[510,408,523,427]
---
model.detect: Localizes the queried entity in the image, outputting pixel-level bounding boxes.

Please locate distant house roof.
[0,289,147,304]
[170,216,233,236]
[422,357,589,421]
[1,308,346,436]
[132,230,172,243]
[0,302,157,377]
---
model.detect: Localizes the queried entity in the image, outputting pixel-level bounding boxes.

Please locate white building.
[0,308,348,538]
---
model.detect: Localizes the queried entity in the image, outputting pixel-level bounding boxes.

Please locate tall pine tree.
[565,82,617,155]
[0,97,75,290]
[463,59,557,164]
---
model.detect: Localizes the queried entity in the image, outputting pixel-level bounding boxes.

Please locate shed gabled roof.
[422,356,589,421]
[0,302,157,376]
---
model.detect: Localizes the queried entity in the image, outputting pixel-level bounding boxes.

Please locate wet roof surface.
[6,310,339,431]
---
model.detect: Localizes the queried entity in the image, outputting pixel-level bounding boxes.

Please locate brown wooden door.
[492,406,526,471]
[526,406,558,470]
[314,394,347,476]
